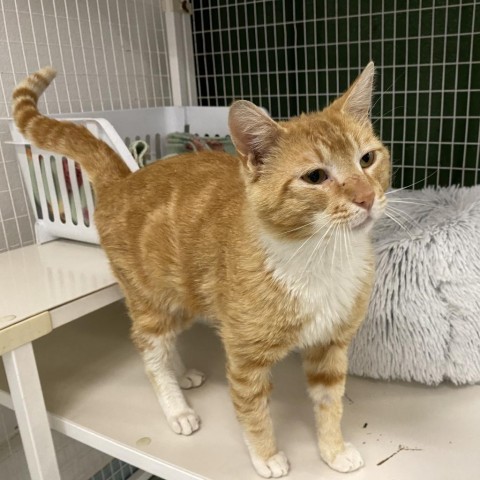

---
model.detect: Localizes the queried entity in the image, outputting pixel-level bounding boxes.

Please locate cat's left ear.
[330,61,375,122]
[229,100,284,168]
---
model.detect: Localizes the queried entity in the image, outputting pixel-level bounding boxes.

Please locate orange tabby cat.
[13,63,390,478]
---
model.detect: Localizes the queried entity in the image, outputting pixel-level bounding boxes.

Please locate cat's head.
[229,62,391,239]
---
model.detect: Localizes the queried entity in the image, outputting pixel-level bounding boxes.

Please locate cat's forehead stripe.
[312,136,358,164]
[313,143,329,161]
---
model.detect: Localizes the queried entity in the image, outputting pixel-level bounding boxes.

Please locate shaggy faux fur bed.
[349,185,480,385]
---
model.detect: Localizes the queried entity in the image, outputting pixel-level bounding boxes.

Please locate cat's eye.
[301,169,328,185]
[360,151,375,168]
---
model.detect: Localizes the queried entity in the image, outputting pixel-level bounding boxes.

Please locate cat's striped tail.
[12,67,131,190]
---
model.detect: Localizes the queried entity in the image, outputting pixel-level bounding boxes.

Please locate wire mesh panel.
[0,0,173,252]
[191,0,480,189]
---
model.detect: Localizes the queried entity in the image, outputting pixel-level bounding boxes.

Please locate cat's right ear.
[229,100,283,170]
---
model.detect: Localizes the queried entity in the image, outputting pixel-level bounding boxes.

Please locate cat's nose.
[353,190,375,211]
[342,176,375,211]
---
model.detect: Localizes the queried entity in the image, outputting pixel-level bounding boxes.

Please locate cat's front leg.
[227,357,289,478]
[302,343,364,473]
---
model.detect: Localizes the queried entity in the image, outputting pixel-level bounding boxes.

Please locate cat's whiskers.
[386,171,437,194]
[384,211,414,239]
[340,227,346,269]
[388,197,427,201]
[315,222,342,272]
[370,72,404,114]
[330,223,341,272]
[283,217,330,266]
[337,225,345,268]
[390,166,403,179]
[386,205,421,229]
[339,225,347,269]
[301,221,336,276]
[388,199,431,207]
[342,225,353,270]
[372,106,404,126]
[281,219,321,235]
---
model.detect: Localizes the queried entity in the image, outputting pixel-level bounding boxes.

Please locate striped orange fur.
[12,67,131,188]
[13,63,390,478]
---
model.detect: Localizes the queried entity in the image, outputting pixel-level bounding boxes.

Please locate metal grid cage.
[0,0,173,252]
[191,0,480,189]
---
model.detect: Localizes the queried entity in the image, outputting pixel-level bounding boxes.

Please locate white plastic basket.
[8,106,230,245]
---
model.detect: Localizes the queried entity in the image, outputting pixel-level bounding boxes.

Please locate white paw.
[179,369,206,389]
[167,409,201,436]
[324,443,364,473]
[251,451,290,478]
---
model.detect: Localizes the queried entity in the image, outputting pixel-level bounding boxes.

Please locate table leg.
[3,342,60,480]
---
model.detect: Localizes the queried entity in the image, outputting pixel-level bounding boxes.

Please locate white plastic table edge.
[0,282,123,479]
[2,337,61,480]
[0,388,205,480]
[49,284,123,330]
[50,414,206,480]
[0,284,208,480]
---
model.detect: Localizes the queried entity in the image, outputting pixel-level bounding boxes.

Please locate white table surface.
[1,301,478,480]
[0,240,116,329]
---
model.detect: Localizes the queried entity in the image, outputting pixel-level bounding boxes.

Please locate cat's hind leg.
[170,347,206,389]
[131,314,201,436]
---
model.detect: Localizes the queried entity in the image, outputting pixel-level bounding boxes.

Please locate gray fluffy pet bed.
[349,185,480,385]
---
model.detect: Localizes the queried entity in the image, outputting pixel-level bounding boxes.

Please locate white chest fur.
[261,228,372,348]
